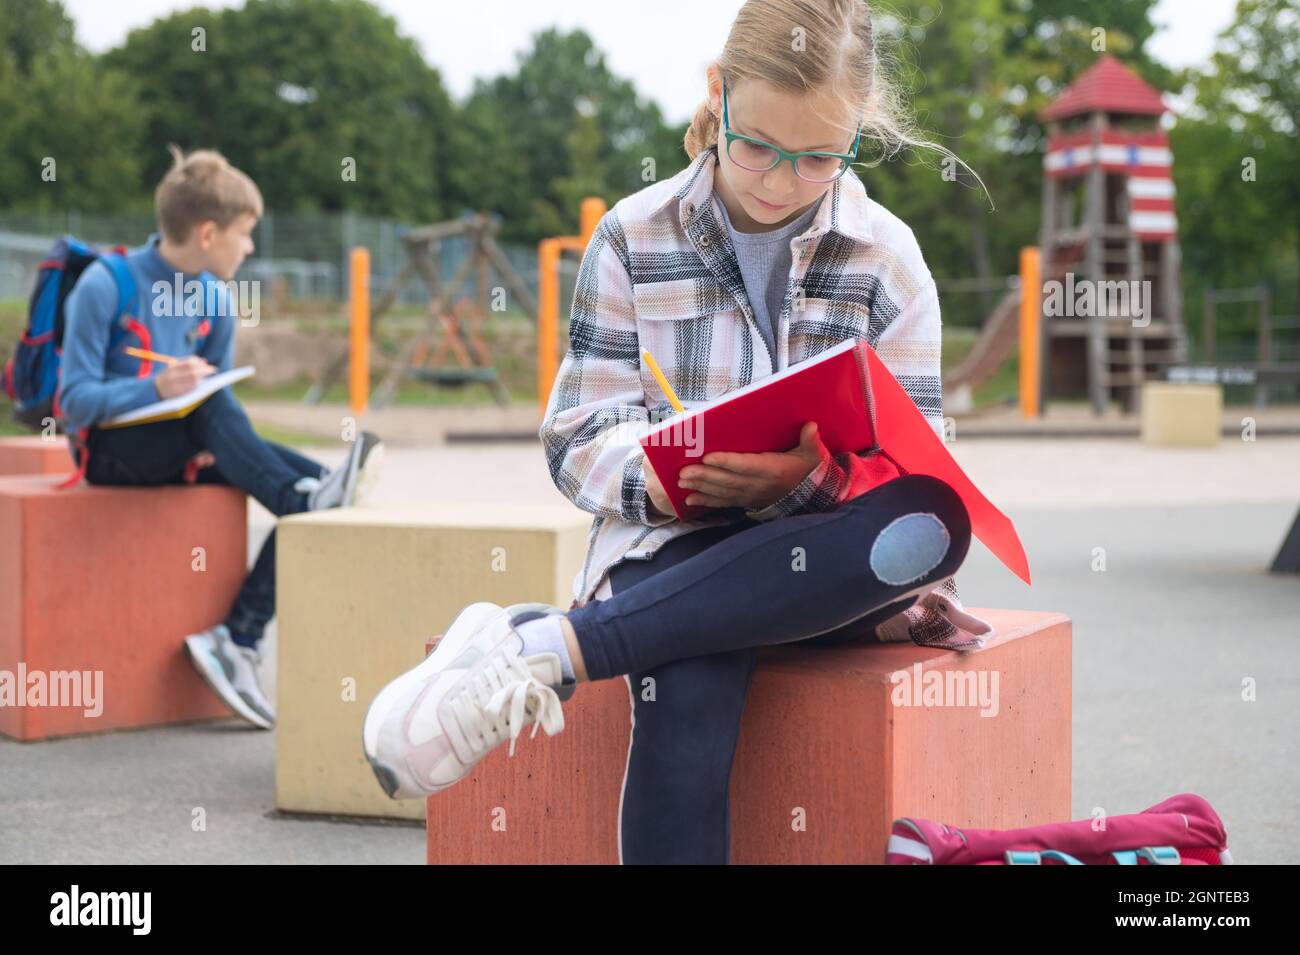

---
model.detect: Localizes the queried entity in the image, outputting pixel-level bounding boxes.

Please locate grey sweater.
[713,192,825,365]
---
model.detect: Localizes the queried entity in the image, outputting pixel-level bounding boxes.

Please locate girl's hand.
[678,421,827,511]
[643,459,675,517]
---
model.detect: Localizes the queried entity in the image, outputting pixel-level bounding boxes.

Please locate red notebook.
[639,338,1032,585]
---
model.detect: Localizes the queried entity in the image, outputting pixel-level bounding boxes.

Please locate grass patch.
[4,299,1026,421]
[942,328,1020,411]
[248,419,338,447]
[0,415,34,438]
[0,400,332,447]
[232,373,535,408]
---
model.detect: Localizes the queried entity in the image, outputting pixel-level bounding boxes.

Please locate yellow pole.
[1019,246,1041,419]
[538,238,560,414]
[349,246,370,416]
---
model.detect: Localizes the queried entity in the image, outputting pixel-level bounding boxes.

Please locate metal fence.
[0,210,561,314]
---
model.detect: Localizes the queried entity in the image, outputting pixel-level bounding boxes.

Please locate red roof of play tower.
[1040,54,1167,122]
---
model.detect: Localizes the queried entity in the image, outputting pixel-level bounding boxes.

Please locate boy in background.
[58,146,382,729]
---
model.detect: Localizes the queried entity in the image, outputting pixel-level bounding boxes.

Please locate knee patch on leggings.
[869,512,951,586]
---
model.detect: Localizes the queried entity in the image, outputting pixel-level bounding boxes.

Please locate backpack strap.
[54,425,92,491]
[102,251,138,354]
[1136,846,1180,865]
[54,248,140,492]
[1005,849,1084,865]
[191,269,222,344]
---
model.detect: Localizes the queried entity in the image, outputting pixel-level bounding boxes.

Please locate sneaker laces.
[450,651,564,758]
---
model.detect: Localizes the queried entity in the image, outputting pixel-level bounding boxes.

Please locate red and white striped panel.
[1044,129,1177,241]
[1127,174,1177,240]
[1044,130,1172,178]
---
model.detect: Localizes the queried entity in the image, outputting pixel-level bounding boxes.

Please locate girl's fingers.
[685,492,732,508]
[699,451,764,475]
[680,475,740,497]
[680,463,748,487]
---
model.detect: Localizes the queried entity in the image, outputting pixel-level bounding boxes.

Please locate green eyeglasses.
[720,79,861,183]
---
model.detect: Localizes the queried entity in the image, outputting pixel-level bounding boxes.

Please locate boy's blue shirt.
[58,232,237,432]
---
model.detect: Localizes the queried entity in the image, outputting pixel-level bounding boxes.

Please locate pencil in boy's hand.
[124,346,182,366]
[641,348,684,413]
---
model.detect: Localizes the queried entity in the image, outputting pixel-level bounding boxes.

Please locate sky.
[64,0,1240,124]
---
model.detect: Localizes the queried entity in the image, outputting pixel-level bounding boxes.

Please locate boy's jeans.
[81,387,324,646]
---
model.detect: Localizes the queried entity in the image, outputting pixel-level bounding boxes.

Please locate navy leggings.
[81,387,325,645]
[565,473,971,864]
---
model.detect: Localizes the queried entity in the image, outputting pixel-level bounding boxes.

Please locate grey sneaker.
[184,624,275,729]
[308,431,383,510]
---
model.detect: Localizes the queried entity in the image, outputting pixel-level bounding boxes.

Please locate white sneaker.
[308,431,383,510]
[184,624,276,729]
[362,601,573,799]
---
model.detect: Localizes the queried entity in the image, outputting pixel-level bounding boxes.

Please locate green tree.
[1171,0,1299,323]
[104,0,459,222]
[455,27,683,243]
[848,0,1165,327]
[0,0,146,214]
[0,0,75,72]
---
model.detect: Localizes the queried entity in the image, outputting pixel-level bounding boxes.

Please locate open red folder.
[639,338,1031,585]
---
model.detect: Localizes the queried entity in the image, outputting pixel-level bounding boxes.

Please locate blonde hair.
[684,0,986,197]
[154,145,264,243]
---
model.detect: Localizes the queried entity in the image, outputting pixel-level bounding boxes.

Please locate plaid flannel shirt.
[539,144,988,651]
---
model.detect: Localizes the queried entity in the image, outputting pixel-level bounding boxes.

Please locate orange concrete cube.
[0,474,248,740]
[425,609,1071,864]
[0,436,74,476]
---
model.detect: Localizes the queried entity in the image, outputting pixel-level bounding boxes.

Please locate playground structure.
[313,201,607,416]
[308,212,537,409]
[942,281,1023,416]
[312,59,1292,423]
[946,55,1191,417]
[1036,55,1187,415]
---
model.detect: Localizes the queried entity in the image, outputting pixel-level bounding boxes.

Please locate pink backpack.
[887,793,1231,865]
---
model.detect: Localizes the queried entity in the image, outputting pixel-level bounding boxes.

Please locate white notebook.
[98,365,256,429]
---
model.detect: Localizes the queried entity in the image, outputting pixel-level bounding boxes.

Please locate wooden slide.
[942,286,1021,413]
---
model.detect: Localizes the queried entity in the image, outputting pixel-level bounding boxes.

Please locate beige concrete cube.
[1140,382,1222,446]
[275,502,591,821]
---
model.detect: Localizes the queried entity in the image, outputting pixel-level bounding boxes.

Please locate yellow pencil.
[641,348,684,413]
[124,346,182,367]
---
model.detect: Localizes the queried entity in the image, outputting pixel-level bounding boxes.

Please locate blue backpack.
[3,236,140,433]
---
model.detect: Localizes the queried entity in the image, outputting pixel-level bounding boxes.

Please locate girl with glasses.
[364,0,992,864]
